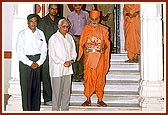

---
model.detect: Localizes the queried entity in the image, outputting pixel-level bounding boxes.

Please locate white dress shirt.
[48,30,77,77]
[16,27,47,67]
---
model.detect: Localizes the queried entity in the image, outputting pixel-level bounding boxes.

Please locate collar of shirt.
[57,30,68,38]
[72,10,85,16]
[46,13,60,23]
[27,27,37,33]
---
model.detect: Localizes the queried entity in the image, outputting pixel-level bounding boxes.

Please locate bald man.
[78,10,110,107]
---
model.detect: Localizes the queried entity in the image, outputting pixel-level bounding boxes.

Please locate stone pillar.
[139,4,165,111]
[119,4,127,53]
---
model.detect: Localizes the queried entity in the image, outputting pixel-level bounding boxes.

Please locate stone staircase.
[68,53,141,111]
[6,53,141,112]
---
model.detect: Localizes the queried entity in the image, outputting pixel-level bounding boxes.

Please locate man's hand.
[31,62,39,69]
[100,44,107,54]
[132,11,140,17]
[64,60,74,67]
[100,48,105,54]
[82,45,87,51]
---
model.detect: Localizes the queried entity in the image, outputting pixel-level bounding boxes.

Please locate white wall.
[3,4,14,51]
[3,3,34,95]
[63,4,71,18]
[3,3,14,94]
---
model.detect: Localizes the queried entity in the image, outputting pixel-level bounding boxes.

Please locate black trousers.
[41,54,52,102]
[72,43,84,80]
[19,54,41,111]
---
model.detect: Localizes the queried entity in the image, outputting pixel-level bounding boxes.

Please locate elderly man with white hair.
[48,18,77,111]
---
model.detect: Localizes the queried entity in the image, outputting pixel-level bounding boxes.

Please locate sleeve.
[70,36,77,61]
[77,25,91,61]
[36,30,47,66]
[16,31,32,66]
[77,28,85,61]
[104,29,110,75]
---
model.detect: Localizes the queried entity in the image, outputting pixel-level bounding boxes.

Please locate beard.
[91,23,98,27]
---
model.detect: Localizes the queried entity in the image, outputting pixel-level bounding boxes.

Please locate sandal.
[125,59,134,63]
[97,101,107,107]
[81,100,91,106]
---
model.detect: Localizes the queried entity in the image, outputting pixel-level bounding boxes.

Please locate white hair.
[58,18,69,26]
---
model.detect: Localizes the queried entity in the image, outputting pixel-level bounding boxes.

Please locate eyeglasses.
[61,25,70,29]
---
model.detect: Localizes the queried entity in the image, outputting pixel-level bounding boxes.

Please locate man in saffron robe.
[77,10,110,107]
[123,4,140,63]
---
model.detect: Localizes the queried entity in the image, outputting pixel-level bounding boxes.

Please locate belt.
[74,35,81,38]
[26,54,40,57]
[26,54,41,62]
[85,49,100,53]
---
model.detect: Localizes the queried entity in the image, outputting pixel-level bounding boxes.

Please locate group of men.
[16,4,140,111]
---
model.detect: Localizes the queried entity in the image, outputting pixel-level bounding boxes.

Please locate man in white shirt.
[16,14,47,111]
[48,18,77,111]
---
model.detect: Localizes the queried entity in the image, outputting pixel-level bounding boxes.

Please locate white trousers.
[51,75,71,111]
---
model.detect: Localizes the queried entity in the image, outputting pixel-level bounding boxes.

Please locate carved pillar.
[139,4,164,111]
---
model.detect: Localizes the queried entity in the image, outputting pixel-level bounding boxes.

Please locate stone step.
[70,94,140,107]
[6,96,22,111]
[8,82,140,98]
[110,53,128,61]
[40,105,141,111]
[109,61,139,71]
[106,76,140,83]
[72,90,139,96]
[110,61,139,65]
[106,70,141,84]
[71,83,139,92]
[69,106,141,111]
[6,93,140,111]
[72,80,140,86]
[110,53,139,71]
[70,103,140,108]
[107,70,140,77]
[108,70,140,74]
[40,105,141,112]
[106,80,140,85]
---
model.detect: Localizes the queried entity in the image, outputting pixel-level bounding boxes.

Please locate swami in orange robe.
[123,4,140,62]
[77,10,110,106]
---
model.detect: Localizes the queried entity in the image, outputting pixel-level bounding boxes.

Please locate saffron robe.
[77,24,110,99]
[123,4,140,59]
